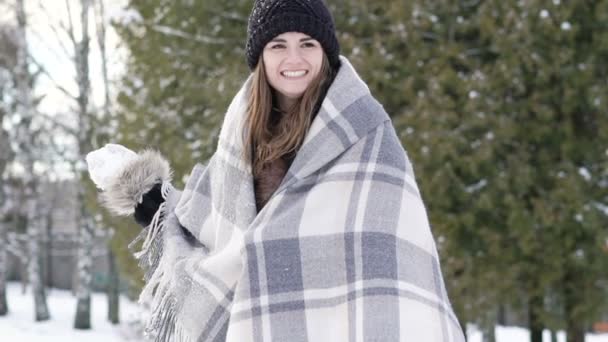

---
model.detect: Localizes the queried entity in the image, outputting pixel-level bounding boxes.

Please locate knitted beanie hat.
[246,0,340,70]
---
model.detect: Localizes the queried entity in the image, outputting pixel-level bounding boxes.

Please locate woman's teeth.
[281,70,307,78]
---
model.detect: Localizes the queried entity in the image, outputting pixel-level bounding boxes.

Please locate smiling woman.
[262,32,324,104]
[246,31,333,208]
[95,0,466,341]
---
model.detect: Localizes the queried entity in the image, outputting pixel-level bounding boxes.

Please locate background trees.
[113,1,608,341]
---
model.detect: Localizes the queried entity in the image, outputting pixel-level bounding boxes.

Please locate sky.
[0,0,128,115]
[0,0,129,179]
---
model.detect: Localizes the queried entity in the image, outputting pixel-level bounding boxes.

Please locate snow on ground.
[0,282,145,341]
[467,325,608,342]
[2,281,608,341]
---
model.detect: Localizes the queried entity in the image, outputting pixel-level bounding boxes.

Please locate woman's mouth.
[281,70,308,78]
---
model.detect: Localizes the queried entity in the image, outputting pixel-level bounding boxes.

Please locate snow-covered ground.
[467,325,608,342]
[0,282,145,341]
[2,281,608,341]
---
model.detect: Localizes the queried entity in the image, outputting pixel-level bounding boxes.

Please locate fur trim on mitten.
[100,150,172,216]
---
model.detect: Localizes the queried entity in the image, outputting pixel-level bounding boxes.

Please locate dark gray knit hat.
[246,0,340,70]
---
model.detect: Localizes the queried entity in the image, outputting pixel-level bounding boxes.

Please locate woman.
[98,0,465,341]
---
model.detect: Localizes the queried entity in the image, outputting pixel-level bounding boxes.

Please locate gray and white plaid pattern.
[135,57,465,342]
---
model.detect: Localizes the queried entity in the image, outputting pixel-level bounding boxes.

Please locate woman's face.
[262,32,324,107]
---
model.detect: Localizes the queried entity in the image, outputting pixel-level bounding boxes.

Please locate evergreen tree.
[110,0,252,287]
[113,0,251,180]
[392,1,608,341]
[112,2,608,340]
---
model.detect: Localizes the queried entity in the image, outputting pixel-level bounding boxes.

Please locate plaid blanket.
[134,56,465,342]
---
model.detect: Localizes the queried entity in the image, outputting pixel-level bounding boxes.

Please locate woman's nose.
[285,46,304,63]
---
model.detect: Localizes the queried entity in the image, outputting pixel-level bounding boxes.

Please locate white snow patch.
[469,90,479,99]
[540,9,550,19]
[465,179,488,193]
[467,324,608,342]
[561,22,572,31]
[107,8,143,26]
[0,282,145,341]
[578,167,591,181]
[593,202,608,216]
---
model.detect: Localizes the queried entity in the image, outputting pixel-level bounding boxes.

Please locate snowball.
[86,144,137,190]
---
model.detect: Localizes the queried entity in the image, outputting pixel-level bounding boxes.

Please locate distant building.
[5,179,112,292]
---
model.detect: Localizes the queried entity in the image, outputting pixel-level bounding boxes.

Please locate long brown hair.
[244,54,332,175]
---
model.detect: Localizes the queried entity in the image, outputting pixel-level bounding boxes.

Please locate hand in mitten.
[86,144,172,217]
[134,183,164,227]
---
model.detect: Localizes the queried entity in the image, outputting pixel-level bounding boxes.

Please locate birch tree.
[22,0,119,328]
[0,59,13,318]
[63,0,96,329]
[92,0,119,324]
[14,0,51,322]
[0,23,19,317]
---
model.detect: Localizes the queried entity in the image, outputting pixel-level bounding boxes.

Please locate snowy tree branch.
[206,9,248,23]
[64,0,77,47]
[37,112,79,137]
[151,24,228,45]
[35,1,73,59]
[28,57,78,100]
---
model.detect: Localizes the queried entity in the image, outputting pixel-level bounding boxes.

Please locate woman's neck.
[276,94,297,113]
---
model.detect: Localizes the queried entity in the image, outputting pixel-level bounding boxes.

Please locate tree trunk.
[74,208,93,329]
[74,294,91,330]
[107,248,119,324]
[482,307,497,342]
[45,212,53,287]
[550,329,558,342]
[27,198,50,322]
[0,221,8,316]
[15,0,50,322]
[497,304,506,326]
[564,271,586,342]
[0,66,13,316]
[19,255,28,295]
[481,325,496,342]
[529,294,544,342]
[566,327,585,342]
[72,0,95,330]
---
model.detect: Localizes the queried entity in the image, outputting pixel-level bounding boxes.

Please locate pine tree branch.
[150,24,228,45]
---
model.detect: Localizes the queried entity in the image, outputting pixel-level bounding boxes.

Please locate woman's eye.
[302,42,316,48]
[270,44,285,49]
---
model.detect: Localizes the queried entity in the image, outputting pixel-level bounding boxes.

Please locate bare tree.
[0,24,18,317]
[15,0,50,322]
[62,0,97,330]
[92,0,119,325]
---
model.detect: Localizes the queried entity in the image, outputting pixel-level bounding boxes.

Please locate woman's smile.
[281,70,308,78]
